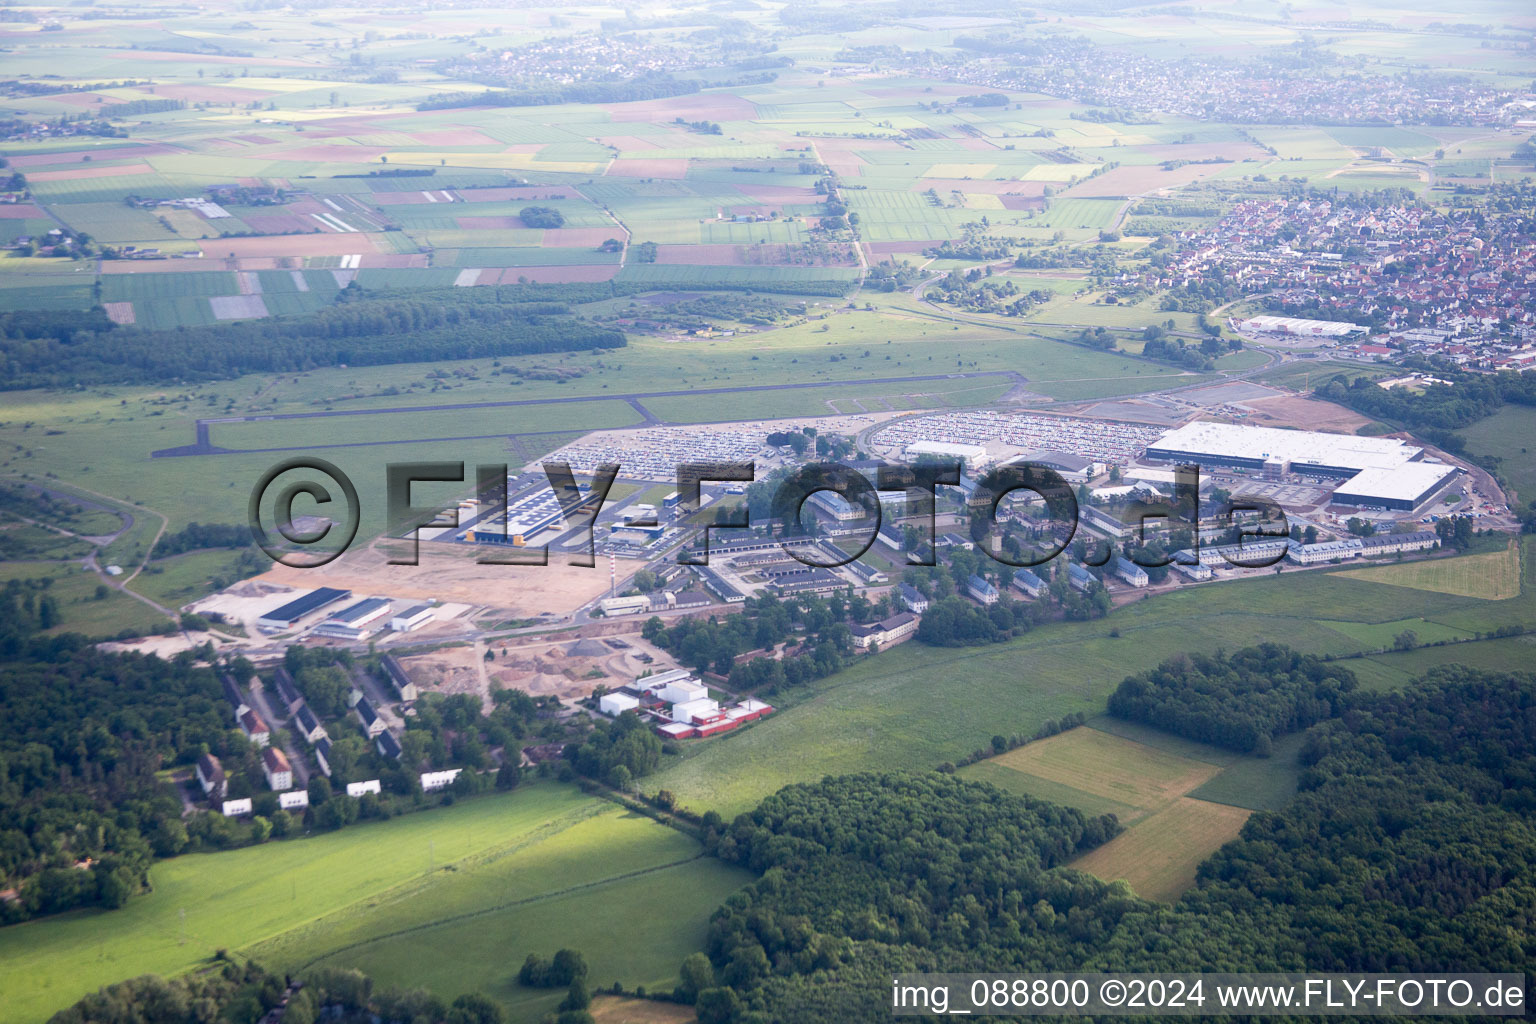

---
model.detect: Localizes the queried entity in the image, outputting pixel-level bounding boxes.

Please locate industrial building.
[600,692,641,716]
[1332,465,1461,513]
[693,565,746,603]
[311,596,392,640]
[1145,422,1459,513]
[771,567,846,596]
[257,587,353,631]
[390,604,435,632]
[599,594,653,616]
[1241,315,1369,338]
[905,440,989,470]
[1019,451,1105,482]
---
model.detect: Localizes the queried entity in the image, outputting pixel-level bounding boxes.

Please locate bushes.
[518,205,565,229]
[517,948,588,988]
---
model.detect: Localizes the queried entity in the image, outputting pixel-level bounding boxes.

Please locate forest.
[0,289,625,389]
[676,665,1536,1023]
[1105,643,1359,754]
[641,589,866,685]
[416,75,699,110]
[50,961,516,1024]
[1316,364,1536,432]
[0,634,236,923]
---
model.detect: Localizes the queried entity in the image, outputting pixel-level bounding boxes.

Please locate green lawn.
[129,548,258,612]
[0,785,747,1024]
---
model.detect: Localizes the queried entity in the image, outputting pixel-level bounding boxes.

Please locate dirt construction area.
[1235,394,1374,432]
[250,539,623,617]
[394,631,682,709]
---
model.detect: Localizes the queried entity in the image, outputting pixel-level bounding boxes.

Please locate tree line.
[0,288,625,389]
[1316,363,1536,432]
[417,75,699,111]
[50,960,515,1024]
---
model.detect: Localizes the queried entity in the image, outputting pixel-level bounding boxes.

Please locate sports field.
[0,785,747,1024]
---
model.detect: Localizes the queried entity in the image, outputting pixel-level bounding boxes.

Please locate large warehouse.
[1145,421,1458,512]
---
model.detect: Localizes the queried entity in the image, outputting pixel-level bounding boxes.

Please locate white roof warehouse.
[1145,421,1458,512]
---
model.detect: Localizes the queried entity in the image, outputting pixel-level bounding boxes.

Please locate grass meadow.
[1458,405,1536,506]
[0,784,747,1024]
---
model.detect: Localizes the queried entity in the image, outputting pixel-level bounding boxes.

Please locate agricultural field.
[961,725,1257,903]
[1336,541,1522,601]
[0,784,748,1024]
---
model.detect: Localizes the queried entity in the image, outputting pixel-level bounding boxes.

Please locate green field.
[0,785,748,1024]
[1250,360,1396,391]
[959,725,1256,903]
[653,543,1536,815]
[1459,405,1536,505]
[1336,542,1521,601]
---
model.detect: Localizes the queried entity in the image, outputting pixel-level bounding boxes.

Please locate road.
[248,676,311,789]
